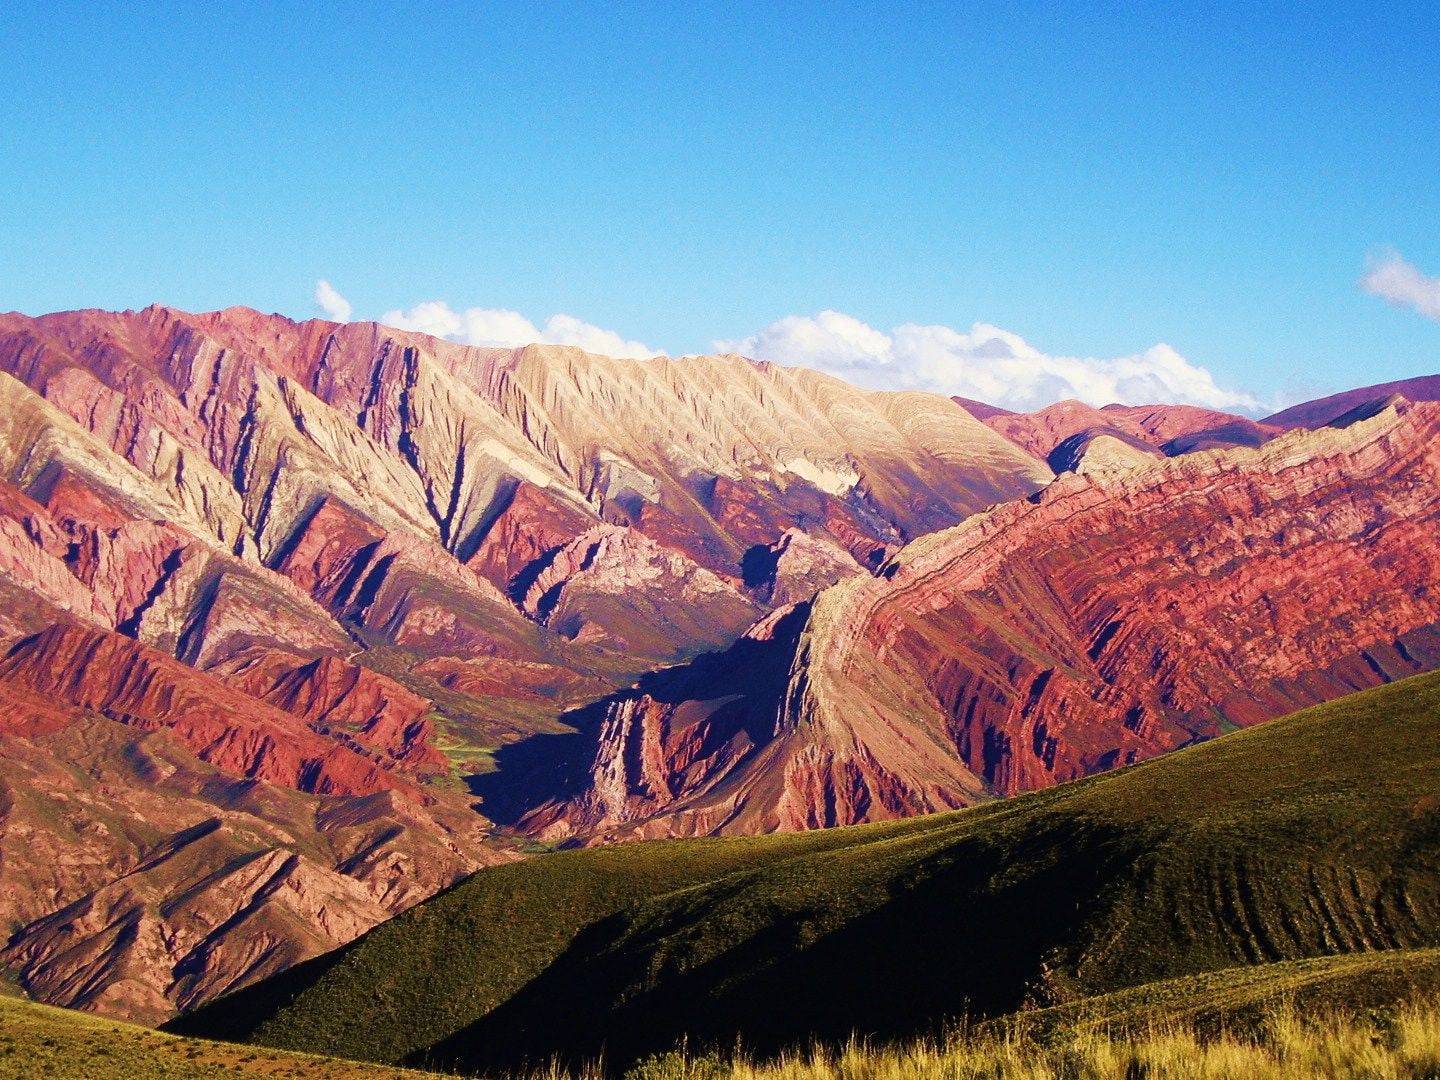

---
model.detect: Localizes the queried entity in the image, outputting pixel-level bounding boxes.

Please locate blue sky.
[2,1,1437,411]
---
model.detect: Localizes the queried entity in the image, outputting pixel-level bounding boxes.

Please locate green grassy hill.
[0,994,428,1079]
[14,958,1440,1080]
[171,671,1440,1073]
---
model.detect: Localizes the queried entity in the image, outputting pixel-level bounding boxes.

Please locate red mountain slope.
[958,396,1280,468]
[513,401,1440,841]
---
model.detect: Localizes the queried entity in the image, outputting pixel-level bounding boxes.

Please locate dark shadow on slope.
[1161,420,1271,455]
[421,814,1148,1074]
[740,542,780,590]
[467,602,811,827]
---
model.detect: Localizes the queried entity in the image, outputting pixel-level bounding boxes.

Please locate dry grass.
[509,998,1440,1080]
[0,993,429,1080]
[10,982,1440,1078]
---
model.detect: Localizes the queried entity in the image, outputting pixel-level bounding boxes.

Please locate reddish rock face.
[0,709,508,1025]
[463,480,596,595]
[514,403,1440,840]
[208,649,448,777]
[518,525,764,661]
[0,621,408,797]
[1102,402,1277,452]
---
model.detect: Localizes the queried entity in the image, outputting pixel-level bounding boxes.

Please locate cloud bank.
[379,300,661,359]
[313,281,1256,412]
[1361,250,1440,321]
[718,311,1257,413]
[314,279,352,323]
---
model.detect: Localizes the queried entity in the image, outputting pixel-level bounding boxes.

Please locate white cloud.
[379,300,661,359]
[313,280,352,323]
[1361,250,1440,321]
[334,283,1256,411]
[718,311,1258,413]
[538,313,661,359]
[379,300,467,339]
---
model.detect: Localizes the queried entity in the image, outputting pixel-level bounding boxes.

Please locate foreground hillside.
[17,956,1440,1078]
[0,994,428,1079]
[174,670,1440,1072]
[607,975,1440,1079]
[607,994,1440,1079]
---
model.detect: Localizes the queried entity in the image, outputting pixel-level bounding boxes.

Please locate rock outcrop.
[741,527,865,607]
[519,525,764,661]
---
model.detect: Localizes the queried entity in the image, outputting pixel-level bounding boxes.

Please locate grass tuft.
[597,998,1440,1080]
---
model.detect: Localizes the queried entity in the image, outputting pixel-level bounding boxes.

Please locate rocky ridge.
[962,396,1280,469]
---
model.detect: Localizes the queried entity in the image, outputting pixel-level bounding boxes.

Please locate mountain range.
[1,303,1437,1027]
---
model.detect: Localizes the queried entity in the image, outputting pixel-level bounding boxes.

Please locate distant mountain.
[1263,373,1440,428]
[170,671,1440,1072]
[2,302,1436,1024]
[954,396,1280,467]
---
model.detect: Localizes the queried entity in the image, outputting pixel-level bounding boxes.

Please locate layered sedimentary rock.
[0,305,1049,696]
[207,649,448,777]
[516,401,1440,841]
[0,621,406,796]
[0,302,1053,788]
[0,303,1053,1020]
[518,525,764,660]
[0,707,502,1025]
[0,306,1048,572]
